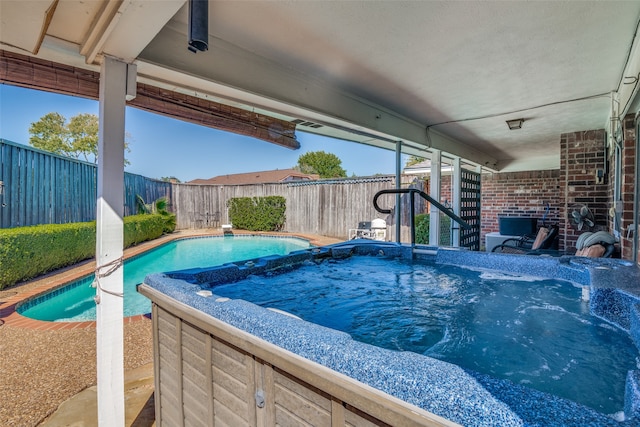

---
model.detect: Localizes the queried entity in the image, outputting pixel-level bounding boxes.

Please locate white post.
[452,157,461,247]
[395,141,402,243]
[429,149,441,246]
[96,56,132,427]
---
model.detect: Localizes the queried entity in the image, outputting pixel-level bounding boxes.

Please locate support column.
[635,116,639,263]
[96,56,134,427]
[395,141,402,243]
[451,157,461,247]
[429,149,441,246]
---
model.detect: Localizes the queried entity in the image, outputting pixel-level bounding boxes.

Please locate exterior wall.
[480,125,636,260]
[417,175,453,213]
[619,115,637,260]
[480,170,561,248]
[560,129,609,251]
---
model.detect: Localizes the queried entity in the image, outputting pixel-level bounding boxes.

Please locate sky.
[0,84,404,182]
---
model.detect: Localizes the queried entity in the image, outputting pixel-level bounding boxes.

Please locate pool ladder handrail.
[373,188,472,247]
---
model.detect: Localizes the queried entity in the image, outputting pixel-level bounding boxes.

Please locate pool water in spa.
[211,255,639,415]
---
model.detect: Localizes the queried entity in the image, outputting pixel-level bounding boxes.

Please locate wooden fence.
[173,177,425,240]
[0,139,171,228]
[1,137,432,241]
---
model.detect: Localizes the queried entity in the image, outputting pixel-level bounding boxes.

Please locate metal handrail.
[373,188,472,246]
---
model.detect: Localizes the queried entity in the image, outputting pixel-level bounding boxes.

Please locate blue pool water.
[18,236,309,322]
[211,255,639,415]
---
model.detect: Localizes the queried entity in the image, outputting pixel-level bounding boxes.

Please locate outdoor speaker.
[188,0,209,53]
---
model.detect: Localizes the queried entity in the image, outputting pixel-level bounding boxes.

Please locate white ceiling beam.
[606,19,640,137]
[81,0,185,65]
[80,0,126,64]
[617,23,640,118]
[33,0,59,55]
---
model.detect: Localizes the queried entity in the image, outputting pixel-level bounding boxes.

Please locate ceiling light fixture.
[506,118,524,130]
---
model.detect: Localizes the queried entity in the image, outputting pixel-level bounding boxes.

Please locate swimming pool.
[140,241,640,426]
[18,235,310,322]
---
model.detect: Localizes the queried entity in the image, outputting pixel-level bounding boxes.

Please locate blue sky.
[0,84,402,182]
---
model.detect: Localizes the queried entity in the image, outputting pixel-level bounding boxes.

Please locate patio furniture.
[348,221,373,240]
[221,223,233,235]
[491,224,559,255]
[348,219,387,241]
[575,231,617,257]
[206,211,221,228]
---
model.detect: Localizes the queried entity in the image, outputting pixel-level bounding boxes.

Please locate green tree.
[296,151,347,178]
[67,113,99,162]
[405,155,426,167]
[28,112,68,155]
[29,112,130,164]
[161,176,181,183]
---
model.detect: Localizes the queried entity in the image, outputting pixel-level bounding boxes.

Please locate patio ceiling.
[2,1,640,172]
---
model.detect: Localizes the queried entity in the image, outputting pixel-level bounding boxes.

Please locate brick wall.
[618,115,637,259]
[478,125,636,259]
[560,129,609,251]
[422,175,453,213]
[481,170,562,248]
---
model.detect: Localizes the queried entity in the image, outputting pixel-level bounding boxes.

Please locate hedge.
[0,214,171,289]
[228,196,286,231]
[415,213,428,244]
[415,213,452,245]
[123,214,166,247]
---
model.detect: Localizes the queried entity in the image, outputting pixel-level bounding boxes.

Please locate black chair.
[492,224,560,255]
[348,221,373,239]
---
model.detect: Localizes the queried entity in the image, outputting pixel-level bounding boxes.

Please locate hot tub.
[138,241,640,426]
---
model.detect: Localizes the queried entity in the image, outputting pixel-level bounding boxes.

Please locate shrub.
[136,196,176,234]
[123,214,165,247]
[0,222,95,289]
[415,213,430,244]
[415,213,452,245]
[161,213,176,234]
[228,196,286,231]
[0,214,167,289]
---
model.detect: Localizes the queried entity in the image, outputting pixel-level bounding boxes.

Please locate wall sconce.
[506,118,524,130]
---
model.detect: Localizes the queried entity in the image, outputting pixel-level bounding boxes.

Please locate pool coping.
[0,229,339,330]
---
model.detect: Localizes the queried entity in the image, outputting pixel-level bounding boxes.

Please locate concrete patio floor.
[0,229,342,426]
[39,363,156,427]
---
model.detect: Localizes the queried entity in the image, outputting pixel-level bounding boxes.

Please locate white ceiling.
[2,1,640,172]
